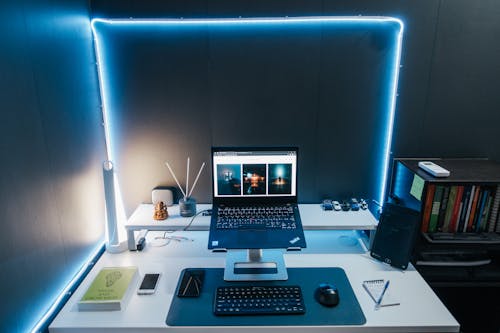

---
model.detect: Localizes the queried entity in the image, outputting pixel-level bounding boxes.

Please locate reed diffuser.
[165,158,205,217]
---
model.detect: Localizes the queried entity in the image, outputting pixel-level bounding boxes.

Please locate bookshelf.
[388,158,500,287]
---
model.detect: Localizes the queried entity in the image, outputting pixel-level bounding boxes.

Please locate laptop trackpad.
[237,230,268,245]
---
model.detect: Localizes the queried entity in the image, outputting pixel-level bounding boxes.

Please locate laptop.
[208,147,307,250]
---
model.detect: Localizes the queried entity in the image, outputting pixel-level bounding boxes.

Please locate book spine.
[421,184,436,233]
[437,186,450,232]
[442,186,458,232]
[467,186,482,232]
[488,185,500,232]
[471,189,484,231]
[475,189,489,232]
[428,185,444,233]
[480,191,493,232]
[449,186,464,233]
[462,185,476,232]
[457,185,472,233]
[496,203,500,232]
[467,186,481,232]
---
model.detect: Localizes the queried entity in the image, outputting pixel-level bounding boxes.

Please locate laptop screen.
[212,148,297,199]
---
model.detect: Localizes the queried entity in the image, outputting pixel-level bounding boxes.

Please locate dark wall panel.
[94,19,402,214]
[419,0,500,161]
[207,25,321,202]
[92,0,500,213]
[318,0,441,160]
[0,1,105,332]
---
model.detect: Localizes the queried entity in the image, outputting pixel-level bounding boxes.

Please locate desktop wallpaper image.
[243,164,266,195]
[217,164,241,195]
[268,163,292,195]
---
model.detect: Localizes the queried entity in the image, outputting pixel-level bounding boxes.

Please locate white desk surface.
[126,203,379,231]
[50,230,459,333]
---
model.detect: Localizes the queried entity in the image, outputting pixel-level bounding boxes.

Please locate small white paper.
[362,279,400,307]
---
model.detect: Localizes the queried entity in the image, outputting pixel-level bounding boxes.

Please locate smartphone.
[137,273,161,295]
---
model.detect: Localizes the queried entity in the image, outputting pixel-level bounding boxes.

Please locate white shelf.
[125,203,378,232]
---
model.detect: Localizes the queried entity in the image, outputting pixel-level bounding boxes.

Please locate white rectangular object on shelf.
[418,161,450,177]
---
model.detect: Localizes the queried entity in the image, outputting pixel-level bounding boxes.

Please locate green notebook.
[78,266,138,311]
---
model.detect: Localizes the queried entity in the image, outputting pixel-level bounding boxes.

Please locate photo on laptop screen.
[212,149,297,198]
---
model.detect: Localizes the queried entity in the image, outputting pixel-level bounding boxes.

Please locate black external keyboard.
[215,205,296,230]
[213,285,305,316]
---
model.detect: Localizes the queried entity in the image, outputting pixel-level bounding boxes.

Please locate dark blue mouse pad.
[166,267,366,326]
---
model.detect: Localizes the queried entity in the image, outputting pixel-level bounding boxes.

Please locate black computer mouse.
[314,283,339,307]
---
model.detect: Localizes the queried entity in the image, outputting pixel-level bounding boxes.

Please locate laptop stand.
[224,249,288,281]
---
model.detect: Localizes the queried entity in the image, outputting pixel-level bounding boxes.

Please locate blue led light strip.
[381,23,404,206]
[91,20,113,162]
[34,17,403,331]
[30,243,104,333]
[92,16,402,25]
[91,15,404,208]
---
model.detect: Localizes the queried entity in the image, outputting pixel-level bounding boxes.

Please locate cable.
[183,209,210,231]
[151,209,210,247]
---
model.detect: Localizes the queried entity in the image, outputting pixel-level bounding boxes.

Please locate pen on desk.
[375,280,390,310]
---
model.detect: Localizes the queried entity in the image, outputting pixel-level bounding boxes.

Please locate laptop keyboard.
[215,205,297,230]
[214,285,305,316]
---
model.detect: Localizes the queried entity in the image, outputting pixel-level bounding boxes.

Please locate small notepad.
[362,279,400,307]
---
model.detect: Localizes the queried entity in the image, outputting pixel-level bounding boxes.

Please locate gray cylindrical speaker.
[103,160,119,246]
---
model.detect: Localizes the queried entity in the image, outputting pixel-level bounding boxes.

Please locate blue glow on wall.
[31,243,104,333]
[91,16,404,206]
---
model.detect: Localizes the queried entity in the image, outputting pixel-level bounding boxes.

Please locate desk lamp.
[103,160,127,253]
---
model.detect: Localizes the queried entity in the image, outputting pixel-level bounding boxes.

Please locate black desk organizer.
[166,267,366,326]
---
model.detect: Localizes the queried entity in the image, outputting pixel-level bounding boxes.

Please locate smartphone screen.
[138,273,160,294]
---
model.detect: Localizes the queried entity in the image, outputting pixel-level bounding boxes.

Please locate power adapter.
[135,229,148,251]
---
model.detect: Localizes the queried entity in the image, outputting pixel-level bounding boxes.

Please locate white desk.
[50,228,459,332]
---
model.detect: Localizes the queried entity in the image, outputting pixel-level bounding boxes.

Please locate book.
[448,186,464,233]
[362,279,400,307]
[436,186,450,232]
[428,185,444,233]
[479,191,492,232]
[457,185,472,233]
[474,189,489,232]
[462,186,475,232]
[421,184,435,232]
[78,266,139,311]
[442,186,458,232]
[497,205,500,232]
[467,186,481,232]
[488,186,500,232]
[455,202,464,232]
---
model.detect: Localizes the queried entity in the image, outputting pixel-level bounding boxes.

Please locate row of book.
[421,184,500,234]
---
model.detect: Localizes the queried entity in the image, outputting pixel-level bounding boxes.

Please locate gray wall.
[394,0,500,160]
[0,1,105,332]
[92,0,500,215]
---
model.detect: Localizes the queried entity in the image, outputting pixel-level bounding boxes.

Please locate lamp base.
[105,241,128,253]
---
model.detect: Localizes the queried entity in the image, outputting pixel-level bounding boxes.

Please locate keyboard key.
[213,286,305,316]
[216,206,296,230]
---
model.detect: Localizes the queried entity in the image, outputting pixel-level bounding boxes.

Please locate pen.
[375,280,390,309]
